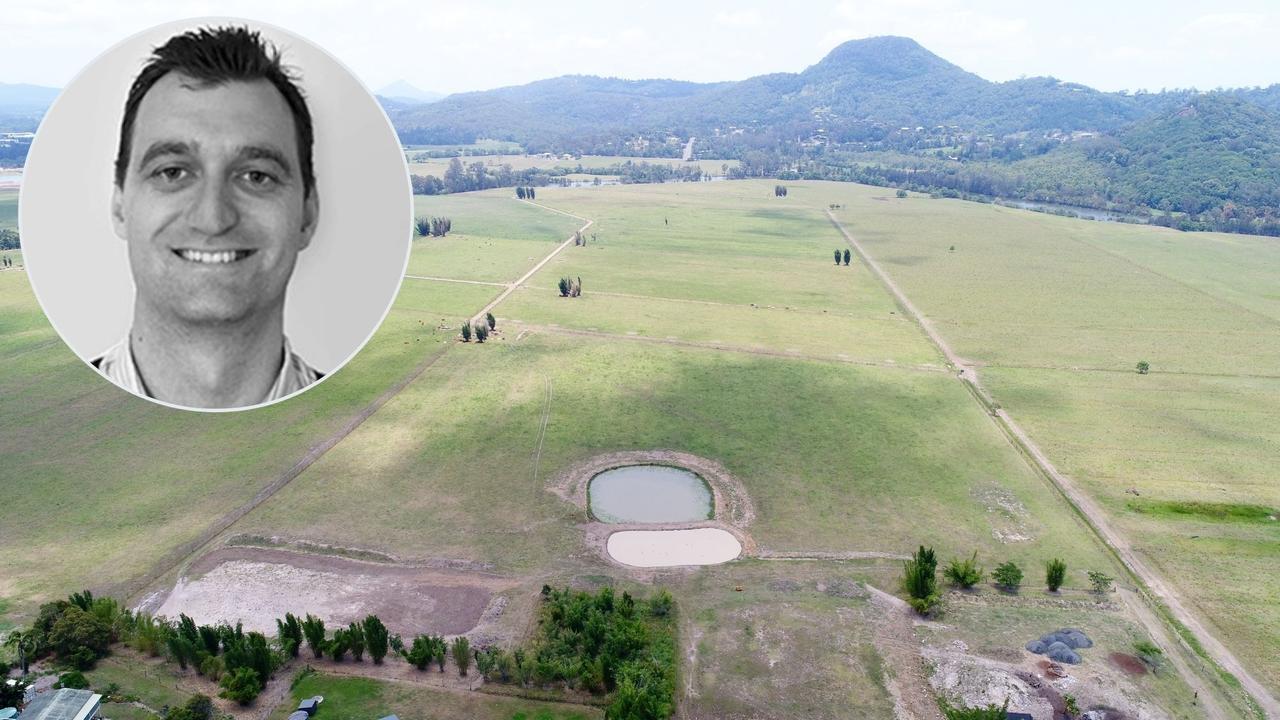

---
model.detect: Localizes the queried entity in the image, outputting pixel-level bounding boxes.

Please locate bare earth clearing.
[147,547,515,637]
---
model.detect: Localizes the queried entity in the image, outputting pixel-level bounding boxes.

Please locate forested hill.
[387,35,1280,235]
[388,36,1155,146]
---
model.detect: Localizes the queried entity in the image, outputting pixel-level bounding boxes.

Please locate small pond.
[588,465,713,524]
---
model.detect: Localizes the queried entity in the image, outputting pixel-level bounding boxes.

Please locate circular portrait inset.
[21,18,411,411]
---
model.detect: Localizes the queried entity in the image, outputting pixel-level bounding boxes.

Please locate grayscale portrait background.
[21,17,411,376]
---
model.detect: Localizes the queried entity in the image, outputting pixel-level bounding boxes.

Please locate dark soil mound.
[1109,652,1148,676]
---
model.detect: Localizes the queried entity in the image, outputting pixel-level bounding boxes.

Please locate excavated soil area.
[148,546,515,636]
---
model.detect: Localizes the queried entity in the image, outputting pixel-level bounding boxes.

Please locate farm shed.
[17,689,101,720]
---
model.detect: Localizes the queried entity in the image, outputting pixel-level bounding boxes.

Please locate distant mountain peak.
[376,80,442,104]
[807,35,972,83]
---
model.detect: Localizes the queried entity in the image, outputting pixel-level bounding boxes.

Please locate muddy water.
[588,465,712,523]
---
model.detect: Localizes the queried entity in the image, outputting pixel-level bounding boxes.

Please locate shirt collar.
[94,335,319,406]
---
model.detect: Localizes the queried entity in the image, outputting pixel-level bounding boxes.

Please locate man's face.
[112,72,317,326]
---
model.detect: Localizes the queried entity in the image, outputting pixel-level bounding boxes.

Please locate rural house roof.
[18,689,101,720]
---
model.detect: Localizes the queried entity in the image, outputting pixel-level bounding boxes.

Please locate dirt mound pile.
[1025,628,1092,664]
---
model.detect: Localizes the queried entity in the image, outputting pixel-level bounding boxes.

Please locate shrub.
[347,622,365,662]
[648,589,674,617]
[276,614,303,658]
[414,217,430,236]
[460,322,472,342]
[452,637,471,676]
[219,667,263,705]
[940,698,1009,720]
[1088,570,1114,595]
[198,654,224,681]
[486,312,496,330]
[473,322,489,343]
[993,561,1023,592]
[0,677,29,708]
[1045,558,1067,592]
[56,671,89,689]
[50,606,112,669]
[902,546,940,614]
[1134,640,1164,670]
[404,635,433,671]
[944,552,984,589]
[896,189,908,199]
[1136,360,1150,374]
[166,694,215,720]
[362,616,389,665]
[327,628,348,662]
[301,614,326,659]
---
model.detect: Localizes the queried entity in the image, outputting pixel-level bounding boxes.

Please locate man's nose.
[186,176,239,236]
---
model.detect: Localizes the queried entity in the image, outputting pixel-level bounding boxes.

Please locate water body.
[1001,199,1147,224]
[588,465,713,524]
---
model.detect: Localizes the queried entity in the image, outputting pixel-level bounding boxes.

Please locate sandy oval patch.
[606,528,742,567]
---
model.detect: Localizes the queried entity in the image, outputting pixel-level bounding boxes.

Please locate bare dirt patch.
[1109,652,1149,676]
[147,546,517,638]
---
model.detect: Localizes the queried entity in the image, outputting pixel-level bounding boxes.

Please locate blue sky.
[3,0,1276,94]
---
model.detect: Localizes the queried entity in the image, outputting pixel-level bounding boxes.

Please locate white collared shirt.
[92,335,321,406]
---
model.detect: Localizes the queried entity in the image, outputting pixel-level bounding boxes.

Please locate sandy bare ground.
[148,546,516,638]
[827,210,1258,719]
[606,528,742,568]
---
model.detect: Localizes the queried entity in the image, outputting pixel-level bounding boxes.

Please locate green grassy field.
[817,183,1280,697]
[0,179,1228,717]
[271,673,599,720]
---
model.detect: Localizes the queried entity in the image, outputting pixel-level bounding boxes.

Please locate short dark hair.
[114,26,315,197]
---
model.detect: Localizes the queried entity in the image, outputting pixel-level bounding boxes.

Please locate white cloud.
[715,9,763,27]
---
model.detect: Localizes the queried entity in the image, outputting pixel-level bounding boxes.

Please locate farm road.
[826,209,1268,720]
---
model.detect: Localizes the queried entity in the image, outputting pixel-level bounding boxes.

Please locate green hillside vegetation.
[386,36,1280,236]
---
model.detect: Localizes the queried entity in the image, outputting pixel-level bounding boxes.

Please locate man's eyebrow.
[237,146,294,177]
[137,141,193,169]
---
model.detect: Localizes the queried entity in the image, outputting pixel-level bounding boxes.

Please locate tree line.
[414,216,452,237]
[902,546,1116,615]
[2,585,678,720]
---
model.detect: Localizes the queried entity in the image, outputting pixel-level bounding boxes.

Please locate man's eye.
[241,170,278,187]
[153,167,189,182]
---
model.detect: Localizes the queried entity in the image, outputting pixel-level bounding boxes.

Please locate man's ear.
[110,185,127,241]
[298,189,319,251]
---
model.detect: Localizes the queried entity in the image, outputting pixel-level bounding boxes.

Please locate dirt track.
[827,209,1270,720]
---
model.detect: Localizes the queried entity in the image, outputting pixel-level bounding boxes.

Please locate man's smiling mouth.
[173,249,258,264]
